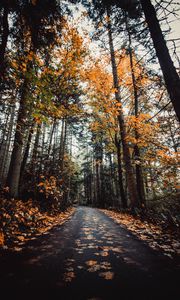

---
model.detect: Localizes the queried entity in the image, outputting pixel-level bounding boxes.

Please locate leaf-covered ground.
[0,197,75,250]
[101,209,180,259]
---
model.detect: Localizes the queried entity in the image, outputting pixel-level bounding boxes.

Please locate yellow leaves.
[10,50,44,87]
[127,113,159,148]
[53,20,86,71]
[34,116,42,125]
[104,15,110,23]
[37,182,44,187]
[115,102,121,107]
[86,62,122,144]
[0,231,4,246]
[117,49,150,89]
[37,176,63,199]
[156,149,179,166]
[11,60,18,70]
[90,121,104,133]
[17,235,25,241]
[1,198,75,249]
[42,67,53,75]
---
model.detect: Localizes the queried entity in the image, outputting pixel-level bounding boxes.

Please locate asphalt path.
[0,206,179,300]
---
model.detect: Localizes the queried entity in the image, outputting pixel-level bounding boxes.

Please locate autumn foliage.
[0,1,180,250]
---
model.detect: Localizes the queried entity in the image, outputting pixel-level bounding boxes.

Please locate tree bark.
[140,0,180,122]
[106,6,138,209]
[0,4,9,80]
[20,122,35,182]
[0,102,15,181]
[32,123,41,166]
[115,135,127,208]
[59,119,65,170]
[125,13,146,207]
[6,76,30,197]
[47,119,56,157]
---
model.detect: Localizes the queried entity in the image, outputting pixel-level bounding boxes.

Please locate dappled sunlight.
[0,0,179,298]
[0,206,178,300]
[99,271,114,280]
[52,206,152,287]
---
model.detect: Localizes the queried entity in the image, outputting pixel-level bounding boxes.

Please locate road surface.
[0,206,179,300]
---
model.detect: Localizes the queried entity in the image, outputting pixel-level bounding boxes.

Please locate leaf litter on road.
[101,209,180,258]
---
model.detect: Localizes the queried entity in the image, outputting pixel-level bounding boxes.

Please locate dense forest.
[0,0,179,250]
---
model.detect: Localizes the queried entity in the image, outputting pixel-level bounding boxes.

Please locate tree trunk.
[95,161,101,206]
[115,135,127,208]
[60,120,67,173]
[20,123,35,182]
[0,106,10,153]
[99,153,105,208]
[6,77,30,197]
[0,4,9,80]
[0,102,16,181]
[59,119,66,172]
[140,0,180,121]
[109,154,114,207]
[32,123,41,168]
[47,119,56,157]
[125,13,146,207]
[106,6,138,209]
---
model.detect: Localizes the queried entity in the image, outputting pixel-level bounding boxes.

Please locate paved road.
[0,207,179,300]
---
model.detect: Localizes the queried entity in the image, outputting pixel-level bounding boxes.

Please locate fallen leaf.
[63,272,75,282]
[99,271,114,280]
[86,260,97,267]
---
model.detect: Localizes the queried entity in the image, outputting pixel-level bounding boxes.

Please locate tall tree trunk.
[59,119,65,170]
[66,129,73,204]
[47,119,56,157]
[109,153,114,207]
[0,102,16,181]
[60,120,67,173]
[106,6,138,209]
[20,122,35,182]
[95,161,101,207]
[92,157,96,206]
[140,0,180,121]
[0,106,10,153]
[31,123,41,168]
[0,4,9,80]
[125,13,146,207]
[37,123,46,176]
[99,152,105,208]
[115,134,127,208]
[6,76,30,197]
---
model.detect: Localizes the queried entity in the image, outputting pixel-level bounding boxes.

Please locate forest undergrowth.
[0,190,75,251]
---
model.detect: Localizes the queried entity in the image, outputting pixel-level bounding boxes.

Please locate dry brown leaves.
[99,271,114,280]
[0,197,75,250]
[86,260,97,267]
[0,231,4,246]
[63,271,75,283]
[101,209,180,259]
